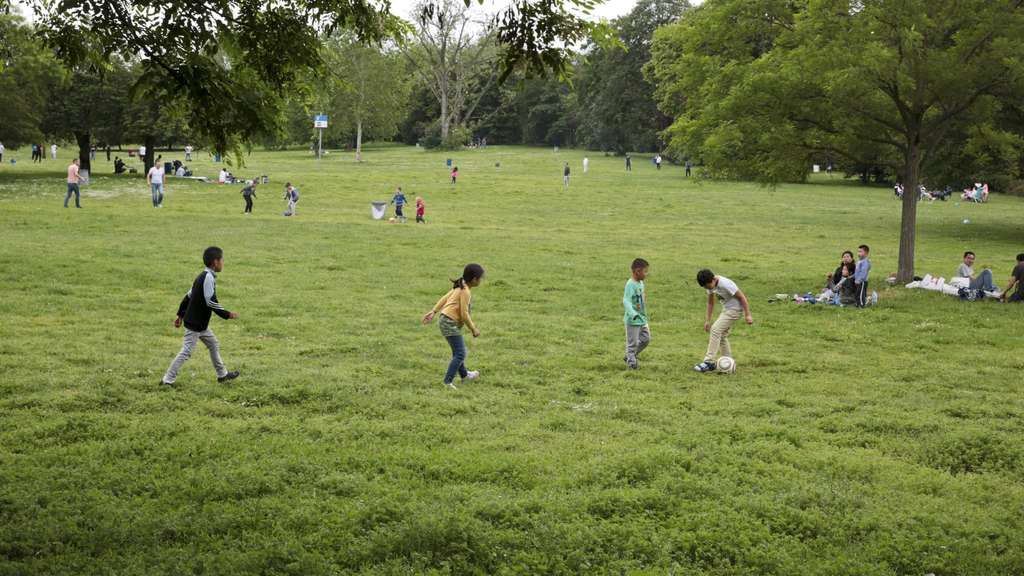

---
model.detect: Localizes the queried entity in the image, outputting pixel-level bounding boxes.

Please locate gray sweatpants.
[163,328,227,384]
[625,324,650,364]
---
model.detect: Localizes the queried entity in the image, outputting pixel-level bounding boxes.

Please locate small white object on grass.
[963,218,971,224]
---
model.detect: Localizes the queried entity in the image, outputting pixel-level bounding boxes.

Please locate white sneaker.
[464,370,480,381]
[444,381,458,390]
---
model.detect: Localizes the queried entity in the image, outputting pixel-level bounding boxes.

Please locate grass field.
[1,145,1023,575]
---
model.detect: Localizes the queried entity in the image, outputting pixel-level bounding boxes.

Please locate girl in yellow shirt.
[422,264,485,389]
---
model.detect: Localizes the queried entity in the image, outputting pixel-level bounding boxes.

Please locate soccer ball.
[717,356,736,374]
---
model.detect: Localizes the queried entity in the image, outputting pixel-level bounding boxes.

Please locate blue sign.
[314,115,329,128]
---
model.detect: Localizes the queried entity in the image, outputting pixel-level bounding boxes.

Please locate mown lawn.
[1,145,1022,575]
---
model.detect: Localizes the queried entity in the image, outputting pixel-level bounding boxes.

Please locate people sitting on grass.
[962,182,989,203]
[218,168,228,184]
[824,250,858,305]
[114,157,126,174]
[1000,253,1024,303]
[957,251,996,292]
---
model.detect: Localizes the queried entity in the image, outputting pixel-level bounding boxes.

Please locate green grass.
[1,145,1023,575]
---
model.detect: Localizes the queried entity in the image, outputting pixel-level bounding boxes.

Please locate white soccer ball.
[717,356,736,374]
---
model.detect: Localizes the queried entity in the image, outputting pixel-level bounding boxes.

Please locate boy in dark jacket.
[160,247,240,386]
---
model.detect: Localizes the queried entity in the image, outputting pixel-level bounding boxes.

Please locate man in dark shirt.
[1001,253,1024,303]
[160,247,240,386]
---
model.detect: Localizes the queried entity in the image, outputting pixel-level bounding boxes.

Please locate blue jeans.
[64,183,80,207]
[970,269,995,292]
[444,334,469,384]
[151,183,164,206]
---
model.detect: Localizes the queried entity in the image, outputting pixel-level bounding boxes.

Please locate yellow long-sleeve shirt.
[433,286,477,333]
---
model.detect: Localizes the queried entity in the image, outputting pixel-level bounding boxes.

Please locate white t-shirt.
[709,276,742,310]
[218,169,227,183]
[139,145,146,157]
[148,166,164,184]
[0,143,5,153]
[185,145,192,153]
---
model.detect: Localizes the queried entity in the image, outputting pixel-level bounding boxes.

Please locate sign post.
[314,114,329,159]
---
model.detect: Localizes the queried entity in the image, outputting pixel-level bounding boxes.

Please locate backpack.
[957,287,984,301]
[291,188,299,202]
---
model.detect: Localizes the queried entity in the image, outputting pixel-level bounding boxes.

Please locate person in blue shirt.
[391,187,408,223]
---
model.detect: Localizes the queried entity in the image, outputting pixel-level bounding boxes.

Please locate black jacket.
[176,268,231,331]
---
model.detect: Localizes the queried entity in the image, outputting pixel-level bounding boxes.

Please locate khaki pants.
[163,329,227,384]
[704,308,742,362]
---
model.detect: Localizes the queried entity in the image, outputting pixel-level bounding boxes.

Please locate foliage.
[2,147,1024,574]
[648,0,1024,279]
[0,14,62,147]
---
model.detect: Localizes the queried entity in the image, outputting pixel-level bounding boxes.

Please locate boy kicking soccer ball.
[160,246,240,386]
[694,269,752,373]
[623,258,650,370]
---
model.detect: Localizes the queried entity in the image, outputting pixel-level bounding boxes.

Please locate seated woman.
[824,250,858,305]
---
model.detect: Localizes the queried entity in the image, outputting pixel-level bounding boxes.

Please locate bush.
[419,122,470,150]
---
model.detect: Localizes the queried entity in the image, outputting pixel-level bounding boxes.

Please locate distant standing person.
[391,186,408,223]
[451,166,458,185]
[563,163,571,188]
[655,154,662,170]
[625,154,632,172]
[159,246,240,387]
[64,158,81,209]
[0,141,5,164]
[147,161,166,208]
[623,258,651,370]
[242,180,257,214]
[50,143,57,160]
[283,183,299,216]
[90,145,96,161]
[416,196,426,223]
[854,244,871,308]
[185,144,193,161]
[685,159,692,177]
[139,144,147,160]
[583,157,589,173]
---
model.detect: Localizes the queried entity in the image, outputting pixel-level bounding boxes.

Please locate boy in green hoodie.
[623,258,650,370]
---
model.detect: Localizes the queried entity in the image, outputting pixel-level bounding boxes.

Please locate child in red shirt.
[416,197,426,223]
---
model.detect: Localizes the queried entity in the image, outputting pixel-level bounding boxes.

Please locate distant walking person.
[685,159,693,177]
[50,143,57,160]
[160,246,240,387]
[185,144,193,161]
[391,186,408,223]
[242,180,257,214]
[64,158,81,208]
[138,144,146,160]
[625,154,632,172]
[451,166,459,185]
[655,154,662,170]
[147,161,166,207]
[0,141,4,164]
[563,163,571,188]
[583,157,589,173]
[416,196,426,223]
[90,145,96,161]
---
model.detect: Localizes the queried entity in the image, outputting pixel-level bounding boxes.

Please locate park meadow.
[1,145,1023,575]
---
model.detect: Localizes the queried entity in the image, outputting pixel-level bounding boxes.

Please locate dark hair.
[842,250,854,259]
[858,244,870,253]
[452,263,484,289]
[203,246,223,267]
[964,251,975,258]
[1017,253,1024,262]
[697,269,715,287]
[631,258,649,271]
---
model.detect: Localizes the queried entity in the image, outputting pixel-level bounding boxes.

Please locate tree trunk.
[75,132,91,174]
[143,135,157,173]
[355,120,363,162]
[896,141,922,283]
[440,91,449,139]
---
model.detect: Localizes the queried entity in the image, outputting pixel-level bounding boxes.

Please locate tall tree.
[403,0,499,143]
[649,0,1024,281]
[321,35,412,160]
[577,0,689,153]
[0,14,61,148]
[29,0,602,160]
